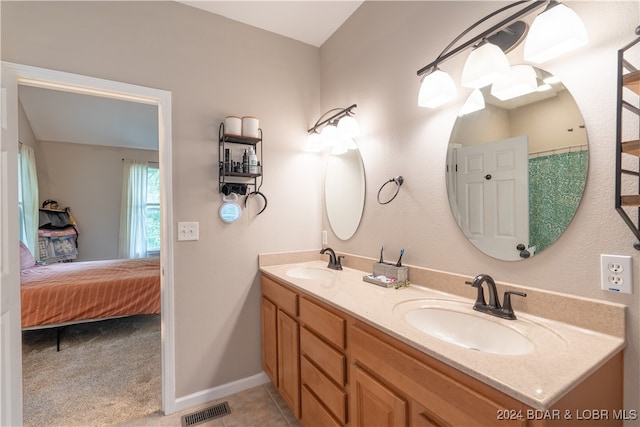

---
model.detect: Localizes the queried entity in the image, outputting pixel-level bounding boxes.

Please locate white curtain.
[119,160,148,259]
[18,144,39,260]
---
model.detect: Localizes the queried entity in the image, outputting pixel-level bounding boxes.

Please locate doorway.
[1,62,176,425]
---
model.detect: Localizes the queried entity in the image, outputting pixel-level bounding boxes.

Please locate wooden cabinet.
[299,296,348,426]
[277,309,300,416]
[349,320,527,427]
[260,297,277,384]
[261,275,300,418]
[351,364,407,427]
[261,273,623,427]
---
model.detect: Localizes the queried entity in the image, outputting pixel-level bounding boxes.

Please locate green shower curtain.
[528,150,588,253]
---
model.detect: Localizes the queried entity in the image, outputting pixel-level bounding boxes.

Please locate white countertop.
[260,260,626,410]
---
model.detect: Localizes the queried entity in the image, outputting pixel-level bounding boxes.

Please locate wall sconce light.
[417,0,588,109]
[306,104,360,152]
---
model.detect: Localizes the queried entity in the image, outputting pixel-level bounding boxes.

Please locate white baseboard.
[170,372,271,414]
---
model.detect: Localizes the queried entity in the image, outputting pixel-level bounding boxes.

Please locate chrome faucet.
[320,247,343,270]
[465,274,526,320]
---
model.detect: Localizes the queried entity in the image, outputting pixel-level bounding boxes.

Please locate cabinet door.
[261,297,278,385]
[411,400,451,427]
[351,364,407,427]
[278,309,300,418]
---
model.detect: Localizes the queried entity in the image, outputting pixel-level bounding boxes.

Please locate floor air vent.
[181,401,231,427]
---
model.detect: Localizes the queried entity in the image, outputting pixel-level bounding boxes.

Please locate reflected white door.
[0,64,23,426]
[456,136,529,260]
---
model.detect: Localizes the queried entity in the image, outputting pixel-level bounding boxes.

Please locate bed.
[20,243,161,350]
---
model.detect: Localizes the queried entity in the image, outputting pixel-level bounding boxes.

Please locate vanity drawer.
[350,321,527,427]
[301,383,343,427]
[301,356,347,424]
[299,297,345,349]
[300,327,346,386]
[261,275,298,316]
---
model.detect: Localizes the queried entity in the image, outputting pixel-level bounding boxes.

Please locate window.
[18,144,39,258]
[119,160,160,259]
[146,165,160,254]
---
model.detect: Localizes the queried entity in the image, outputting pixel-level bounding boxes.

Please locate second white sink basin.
[286,267,335,280]
[405,307,535,356]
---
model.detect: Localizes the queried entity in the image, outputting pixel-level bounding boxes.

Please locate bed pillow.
[20,241,36,270]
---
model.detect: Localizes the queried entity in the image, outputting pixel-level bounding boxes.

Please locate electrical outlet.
[600,254,632,294]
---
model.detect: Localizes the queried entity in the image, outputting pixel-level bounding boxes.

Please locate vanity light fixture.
[306,104,360,152]
[416,0,588,109]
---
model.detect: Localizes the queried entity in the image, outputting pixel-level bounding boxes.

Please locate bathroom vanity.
[259,254,625,427]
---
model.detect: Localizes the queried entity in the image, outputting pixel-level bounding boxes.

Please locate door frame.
[1,62,176,423]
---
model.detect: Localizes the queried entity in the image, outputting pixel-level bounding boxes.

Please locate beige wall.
[320,0,640,415]
[6,0,640,415]
[35,140,159,261]
[2,1,323,399]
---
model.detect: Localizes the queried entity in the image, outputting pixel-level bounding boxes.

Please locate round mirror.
[325,144,366,240]
[446,66,588,261]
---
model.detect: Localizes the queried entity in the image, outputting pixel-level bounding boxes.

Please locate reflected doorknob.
[516,244,530,258]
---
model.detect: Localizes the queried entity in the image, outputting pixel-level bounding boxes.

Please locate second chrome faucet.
[465,274,526,320]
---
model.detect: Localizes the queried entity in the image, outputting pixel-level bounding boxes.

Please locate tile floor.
[121,382,300,427]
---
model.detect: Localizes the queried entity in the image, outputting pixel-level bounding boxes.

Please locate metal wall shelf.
[218,122,263,194]
[615,26,640,249]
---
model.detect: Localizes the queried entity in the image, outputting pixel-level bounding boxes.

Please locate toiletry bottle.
[242,149,248,174]
[248,147,258,174]
[224,149,231,173]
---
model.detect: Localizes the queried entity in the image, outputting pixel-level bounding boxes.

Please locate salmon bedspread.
[20,258,160,329]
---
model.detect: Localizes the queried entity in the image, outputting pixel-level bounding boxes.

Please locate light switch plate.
[177,222,199,241]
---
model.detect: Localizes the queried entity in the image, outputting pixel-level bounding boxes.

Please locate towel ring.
[377,176,404,205]
[244,191,268,216]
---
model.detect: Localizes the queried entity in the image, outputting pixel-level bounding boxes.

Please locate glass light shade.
[320,123,337,147]
[491,65,537,101]
[337,115,360,139]
[524,2,588,64]
[331,137,349,155]
[458,89,485,116]
[304,132,324,152]
[461,42,510,89]
[418,69,457,108]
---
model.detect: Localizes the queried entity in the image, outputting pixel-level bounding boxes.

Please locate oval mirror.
[325,143,366,240]
[446,66,588,261]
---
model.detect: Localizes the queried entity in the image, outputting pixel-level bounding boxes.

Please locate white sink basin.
[405,307,534,356]
[286,267,335,280]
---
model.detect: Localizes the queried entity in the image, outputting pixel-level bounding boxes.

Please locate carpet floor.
[22,314,161,426]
